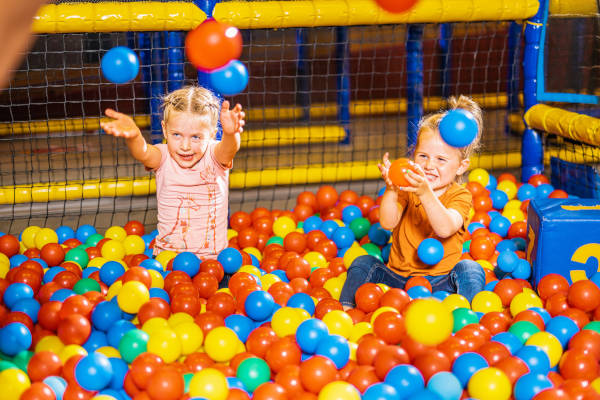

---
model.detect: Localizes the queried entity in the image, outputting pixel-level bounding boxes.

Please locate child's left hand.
[400,161,433,197]
[221,100,245,136]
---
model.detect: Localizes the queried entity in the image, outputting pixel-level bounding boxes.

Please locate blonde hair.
[161,86,220,133]
[416,95,483,160]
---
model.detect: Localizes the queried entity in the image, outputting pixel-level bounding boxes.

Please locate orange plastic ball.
[316,186,339,211]
[388,158,418,187]
[185,19,242,71]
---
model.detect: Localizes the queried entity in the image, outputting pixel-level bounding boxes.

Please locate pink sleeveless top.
[153,141,230,259]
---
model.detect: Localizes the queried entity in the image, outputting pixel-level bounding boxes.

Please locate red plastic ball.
[299,355,338,394]
[354,283,384,313]
[27,351,63,382]
[567,280,600,312]
[0,234,20,257]
[315,185,339,212]
[185,19,242,71]
[124,220,145,236]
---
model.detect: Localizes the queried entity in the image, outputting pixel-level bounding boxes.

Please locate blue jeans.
[339,255,486,307]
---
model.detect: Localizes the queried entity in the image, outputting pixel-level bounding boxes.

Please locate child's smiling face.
[163,111,216,169]
[413,128,469,194]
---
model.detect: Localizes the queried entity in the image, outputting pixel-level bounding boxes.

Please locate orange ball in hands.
[388,158,418,187]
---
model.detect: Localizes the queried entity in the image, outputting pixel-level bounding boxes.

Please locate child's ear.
[161,120,167,139]
[457,158,470,176]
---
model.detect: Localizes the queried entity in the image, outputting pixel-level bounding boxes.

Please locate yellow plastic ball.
[106,280,123,301]
[147,269,164,288]
[227,229,238,240]
[21,226,41,249]
[509,291,543,317]
[34,228,59,249]
[168,312,194,328]
[59,344,87,363]
[318,381,361,400]
[259,273,281,291]
[88,257,109,268]
[273,216,297,237]
[0,368,31,400]
[105,226,127,241]
[477,260,494,271]
[591,377,600,394]
[467,367,511,400]
[504,199,522,210]
[123,235,146,255]
[35,335,64,354]
[189,368,228,400]
[342,247,368,269]
[349,341,358,362]
[525,332,563,367]
[502,208,526,224]
[147,329,182,363]
[96,346,121,358]
[92,396,120,400]
[468,168,490,187]
[348,321,373,343]
[0,253,10,279]
[471,291,504,313]
[142,317,170,336]
[304,251,328,269]
[376,283,390,293]
[442,294,471,312]
[173,321,204,355]
[405,299,453,346]
[323,276,343,300]
[204,326,240,363]
[155,250,177,268]
[239,265,262,278]
[117,281,150,314]
[497,180,517,200]
[101,239,126,261]
[271,307,304,338]
[243,247,262,261]
[322,309,354,339]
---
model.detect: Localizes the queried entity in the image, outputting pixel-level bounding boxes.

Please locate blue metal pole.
[439,24,453,99]
[137,33,152,99]
[507,21,522,116]
[150,32,165,144]
[167,32,185,92]
[406,24,424,151]
[296,28,310,121]
[522,0,545,181]
[336,27,351,143]
[194,0,218,17]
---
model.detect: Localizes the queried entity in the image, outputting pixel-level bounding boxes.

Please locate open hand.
[101,109,141,139]
[378,152,395,188]
[401,162,432,196]
[220,101,245,136]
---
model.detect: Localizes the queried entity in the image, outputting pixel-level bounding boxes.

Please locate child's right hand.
[378,152,396,189]
[101,109,141,139]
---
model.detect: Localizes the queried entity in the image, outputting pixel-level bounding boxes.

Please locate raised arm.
[101,109,162,170]
[215,101,245,167]
[378,153,405,231]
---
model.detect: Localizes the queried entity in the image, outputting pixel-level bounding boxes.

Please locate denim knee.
[451,259,486,302]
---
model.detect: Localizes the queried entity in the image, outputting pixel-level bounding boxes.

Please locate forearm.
[419,190,461,238]
[126,134,151,164]
[379,189,402,230]
[216,132,240,165]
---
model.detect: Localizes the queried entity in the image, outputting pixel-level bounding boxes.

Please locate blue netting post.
[336,27,351,143]
[406,24,424,151]
[296,28,310,121]
[507,21,522,115]
[193,0,223,140]
[150,32,165,144]
[439,24,453,99]
[137,33,152,99]
[167,32,185,92]
[522,0,545,181]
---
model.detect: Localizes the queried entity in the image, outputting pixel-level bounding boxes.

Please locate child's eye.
[437,158,447,163]
[192,136,201,141]
[172,133,180,138]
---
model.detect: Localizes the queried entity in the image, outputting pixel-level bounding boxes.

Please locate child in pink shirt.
[101,86,245,259]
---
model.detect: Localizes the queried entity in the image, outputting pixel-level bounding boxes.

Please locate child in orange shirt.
[340,96,485,308]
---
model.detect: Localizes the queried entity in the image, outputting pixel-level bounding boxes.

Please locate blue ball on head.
[439,108,478,147]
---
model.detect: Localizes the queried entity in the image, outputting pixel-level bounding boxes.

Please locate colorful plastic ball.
[117,281,149,314]
[452,308,479,333]
[490,189,509,210]
[209,60,249,96]
[56,225,76,243]
[535,184,554,198]
[3,282,34,309]
[244,290,275,321]
[496,180,517,200]
[525,332,562,367]
[91,300,123,332]
[99,261,125,286]
[427,371,462,400]
[11,297,40,323]
[117,328,148,363]
[471,291,503,313]
[318,380,361,400]
[439,108,478,148]
[342,205,362,224]
[512,259,531,280]
[496,251,520,274]
[189,368,228,400]
[368,223,391,246]
[314,334,350,369]
[296,318,329,354]
[350,217,371,240]
[218,247,243,274]
[467,367,511,400]
[513,372,553,400]
[332,226,355,249]
[516,345,551,374]
[204,326,239,363]
[74,352,113,391]
[417,238,444,265]
[101,46,139,84]
[388,158,418,187]
[43,376,66,399]
[384,364,424,397]
[517,184,536,201]
[451,352,488,387]
[236,357,271,392]
[273,216,296,238]
[0,322,32,356]
[172,252,200,277]
[405,299,453,346]
[65,247,89,268]
[147,329,182,363]
[185,19,242,71]
[489,216,510,237]
[0,367,31,399]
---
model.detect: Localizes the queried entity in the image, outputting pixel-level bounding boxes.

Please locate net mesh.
[0,21,521,234]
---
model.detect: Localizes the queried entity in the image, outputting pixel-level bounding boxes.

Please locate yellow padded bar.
[524,104,600,147]
[32,0,540,33]
[549,0,598,16]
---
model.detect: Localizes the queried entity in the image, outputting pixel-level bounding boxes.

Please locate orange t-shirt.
[387,182,472,277]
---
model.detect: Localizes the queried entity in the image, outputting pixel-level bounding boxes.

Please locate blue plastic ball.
[517,183,536,201]
[489,189,509,210]
[368,222,391,246]
[217,247,243,274]
[244,290,275,321]
[535,184,554,199]
[172,252,201,277]
[43,376,67,399]
[417,238,444,265]
[83,330,109,353]
[0,322,32,356]
[381,243,391,263]
[101,46,140,84]
[439,109,478,147]
[467,222,486,234]
[496,251,520,274]
[496,239,517,253]
[76,224,97,243]
[512,259,531,280]
[108,357,129,390]
[341,205,362,224]
[139,258,163,271]
[516,345,551,374]
[56,226,76,244]
[529,307,552,324]
[43,266,66,284]
[491,331,523,354]
[11,298,40,323]
[3,282,34,309]
[489,215,510,237]
[296,318,329,354]
[486,174,498,191]
[287,292,316,315]
[432,290,450,301]
[451,352,488,387]
[427,371,462,400]
[384,364,425,397]
[407,285,432,299]
[92,300,124,332]
[49,288,76,302]
[9,254,27,268]
[319,220,339,239]
[106,320,136,348]
[363,382,399,400]
[332,226,355,249]
[99,261,126,286]
[209,60,248,96]
[545,316,579,348]
[314,334,350,369]
[513,372,553,400]
[74,352,114,391]
[149,287,170,303]
[303,216,323,233]
[225,314,255,343]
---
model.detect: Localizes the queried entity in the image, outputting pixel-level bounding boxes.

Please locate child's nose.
[181,138,191,150]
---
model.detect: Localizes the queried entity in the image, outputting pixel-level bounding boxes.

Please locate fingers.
[221,100,231,111]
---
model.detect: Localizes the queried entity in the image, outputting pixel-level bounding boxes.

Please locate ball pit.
[1,172,600,399]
